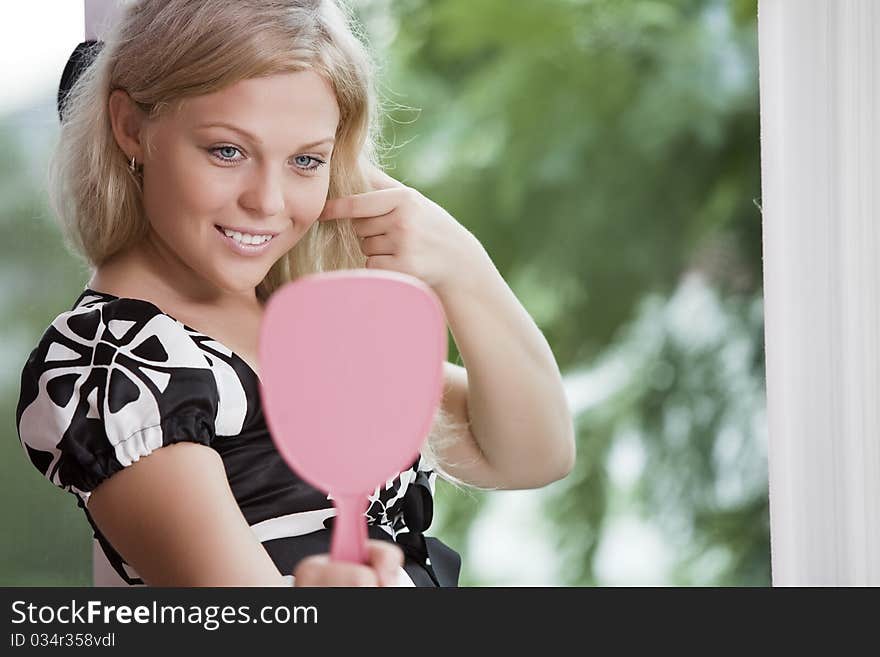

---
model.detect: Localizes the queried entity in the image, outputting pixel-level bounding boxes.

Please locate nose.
[240,164,286,217]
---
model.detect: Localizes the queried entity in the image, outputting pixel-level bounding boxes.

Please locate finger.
[319,188,400,222]
[360,234,395,256]
[291,554,329,586]
[366,540,404,587]
[365,255,396,271]
[294,556,380,587]
[324,563,380,587]
[352,213,395,238]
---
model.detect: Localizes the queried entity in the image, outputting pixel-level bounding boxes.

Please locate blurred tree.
[1,118,95,585]
[545,277,768,585]
[368,0,767,584]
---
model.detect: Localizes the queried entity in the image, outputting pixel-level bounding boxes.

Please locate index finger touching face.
[319,188,399,221]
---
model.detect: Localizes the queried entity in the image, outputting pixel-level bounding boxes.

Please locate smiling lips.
[216,223,281,236]
[215,225,276,255]
[215,224,276,243]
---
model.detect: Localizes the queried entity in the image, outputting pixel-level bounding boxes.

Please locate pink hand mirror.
[258,269,447,564]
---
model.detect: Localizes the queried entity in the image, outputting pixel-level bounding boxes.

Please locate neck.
[89,229,261,310]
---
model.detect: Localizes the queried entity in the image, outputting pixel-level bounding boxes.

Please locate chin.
[215,275,267,295]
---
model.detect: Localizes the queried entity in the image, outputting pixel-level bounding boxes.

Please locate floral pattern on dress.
[16,294,219,503]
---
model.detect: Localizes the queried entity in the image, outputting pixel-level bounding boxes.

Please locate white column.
[84,0,126,41]
[759,0,880,585]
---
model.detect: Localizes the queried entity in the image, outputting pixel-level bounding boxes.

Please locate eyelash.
[208,145,327,173]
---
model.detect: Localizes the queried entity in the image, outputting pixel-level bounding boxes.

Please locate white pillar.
[84,0,126,41]
[759,0,880,585]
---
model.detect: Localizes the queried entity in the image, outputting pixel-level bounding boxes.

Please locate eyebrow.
[195,122,335,150]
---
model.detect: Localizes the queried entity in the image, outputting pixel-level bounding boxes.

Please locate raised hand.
[318,165,486,295]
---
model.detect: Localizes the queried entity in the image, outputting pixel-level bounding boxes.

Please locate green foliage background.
[0,0,767,586]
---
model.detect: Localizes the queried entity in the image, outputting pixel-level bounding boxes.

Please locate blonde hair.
[47,0,479,488]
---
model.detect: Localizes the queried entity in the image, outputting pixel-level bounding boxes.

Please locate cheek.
[144,145,226,222]
[172,156,233,211]
[306,195,328,222]
[293,181,331,224]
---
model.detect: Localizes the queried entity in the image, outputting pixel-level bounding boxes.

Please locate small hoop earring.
[129,155,137,173]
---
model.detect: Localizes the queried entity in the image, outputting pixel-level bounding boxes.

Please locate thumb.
[366,540,404,586]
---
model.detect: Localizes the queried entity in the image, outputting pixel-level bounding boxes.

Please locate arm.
[87,442,288,586]
[433,241,576,490]
[317,166,575,490]
[87,442,405,586]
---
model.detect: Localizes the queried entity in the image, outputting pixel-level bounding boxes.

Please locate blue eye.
[293,155,327,172]
[208,145,327,173]
[209,145,244,163]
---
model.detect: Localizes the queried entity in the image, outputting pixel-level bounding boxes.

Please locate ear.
[107,89,148,165]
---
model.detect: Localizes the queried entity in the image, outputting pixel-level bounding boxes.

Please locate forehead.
[172,71,340,140]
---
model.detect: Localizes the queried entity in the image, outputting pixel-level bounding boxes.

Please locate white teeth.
[221,228,273,245]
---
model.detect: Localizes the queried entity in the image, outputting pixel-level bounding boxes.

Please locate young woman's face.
[139,71,340,298]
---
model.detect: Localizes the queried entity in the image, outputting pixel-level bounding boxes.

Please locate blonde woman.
[16,0,575,587]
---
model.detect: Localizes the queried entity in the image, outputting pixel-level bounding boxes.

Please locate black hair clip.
[57,40,104,122]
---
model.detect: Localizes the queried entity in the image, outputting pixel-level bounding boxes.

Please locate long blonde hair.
[47,0,478,488]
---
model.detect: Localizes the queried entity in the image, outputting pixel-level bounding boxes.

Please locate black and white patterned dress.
[15,288,461,586]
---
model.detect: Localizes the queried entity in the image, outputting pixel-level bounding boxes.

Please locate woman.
[16,0,575,587]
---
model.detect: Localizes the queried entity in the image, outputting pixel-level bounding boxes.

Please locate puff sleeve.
[15,297,220,506]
